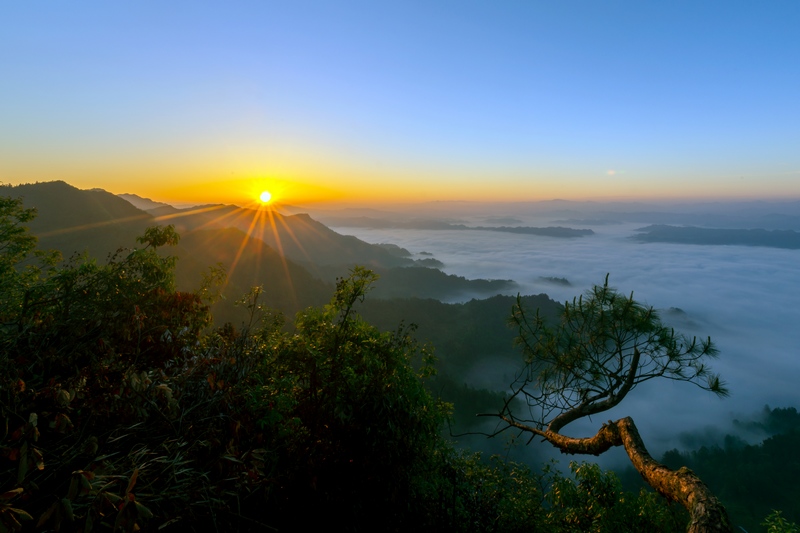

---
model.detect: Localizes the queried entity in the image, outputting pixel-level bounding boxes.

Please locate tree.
[0,199,218,531]
[485,276,733,533]
[543,461,687,532]
[244,267,450,530]
[763,510,800,533]
[0,195,60,328]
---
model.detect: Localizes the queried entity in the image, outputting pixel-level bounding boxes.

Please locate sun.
[259,190,272,204]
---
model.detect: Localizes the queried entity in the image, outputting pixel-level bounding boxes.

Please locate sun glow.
[259,190,272,204]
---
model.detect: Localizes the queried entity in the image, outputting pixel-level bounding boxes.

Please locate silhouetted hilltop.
[3,181,148,227]
[3,182,328,318]
[2,181,153,257]
[538,276,571,286]
[118,192,172,211]
[6,181,519,309]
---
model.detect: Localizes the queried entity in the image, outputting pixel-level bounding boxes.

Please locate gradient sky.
[1,1,799,206]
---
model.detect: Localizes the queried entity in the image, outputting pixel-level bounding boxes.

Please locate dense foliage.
[0,194,452,530]
[0,194,766,532]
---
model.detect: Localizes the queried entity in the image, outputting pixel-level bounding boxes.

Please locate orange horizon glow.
[4,170,799,209]
[107,178,800,208]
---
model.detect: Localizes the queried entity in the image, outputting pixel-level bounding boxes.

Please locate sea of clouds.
[326,210,800,461]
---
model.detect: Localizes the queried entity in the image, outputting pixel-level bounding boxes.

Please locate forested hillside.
[1,182,515,320]
[1,188,797,532]
[0,194,697,532]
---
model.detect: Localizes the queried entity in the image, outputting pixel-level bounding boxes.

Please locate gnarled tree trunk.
[498,415,733,533]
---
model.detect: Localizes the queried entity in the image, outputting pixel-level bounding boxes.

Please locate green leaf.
[134,501,153,520]
[0,488,23,501]
[8,508,33,522]
[61,498,74,522]
[125,469,138,494]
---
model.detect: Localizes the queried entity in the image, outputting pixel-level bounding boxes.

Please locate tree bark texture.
[499,415,733,533]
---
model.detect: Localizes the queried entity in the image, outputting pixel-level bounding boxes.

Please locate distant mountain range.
[557,212,800,231]
[290,198,800,232]
[633,225,800,249]
[314,215,594,237]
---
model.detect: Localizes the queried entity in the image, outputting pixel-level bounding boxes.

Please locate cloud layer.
[328,210,800,458]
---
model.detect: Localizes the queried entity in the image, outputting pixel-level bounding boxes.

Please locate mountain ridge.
[2,181,517,315]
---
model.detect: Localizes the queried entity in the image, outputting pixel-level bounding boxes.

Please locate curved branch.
[490,414,732,533]
[547,348,641,433]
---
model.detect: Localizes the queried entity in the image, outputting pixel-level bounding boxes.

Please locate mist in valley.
[315,200,800,465]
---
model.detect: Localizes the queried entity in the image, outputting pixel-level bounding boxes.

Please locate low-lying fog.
[323,203,800,462]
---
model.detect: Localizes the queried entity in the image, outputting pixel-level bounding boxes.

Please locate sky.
[1,1,799,206]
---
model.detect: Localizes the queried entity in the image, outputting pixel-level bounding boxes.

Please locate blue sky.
[1,1,799,204]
